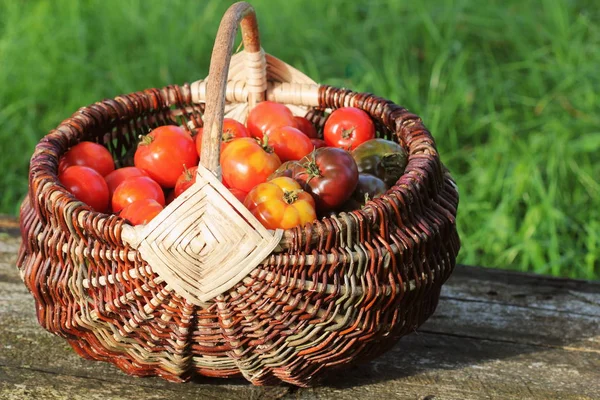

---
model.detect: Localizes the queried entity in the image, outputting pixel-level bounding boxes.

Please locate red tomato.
[244,177,316,230]
[120,199,163,226]
[59,141,115,176]
[310,138,327,149]
[220,138,281,193]
[267,126,314,162]
[294,116,318,138]
[246,101,297,138]
[195,118,249,157]
[111,176,165,213]
[104,167,147,198]
[222,175,231,188]
[134,125,198,188]
[270,147,359,212]
[59,166,109,213]
[229,188,248,203]
[323,107,376,150]
[174,166,198,197]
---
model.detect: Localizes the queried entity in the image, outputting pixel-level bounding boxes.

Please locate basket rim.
[26,81,450,255]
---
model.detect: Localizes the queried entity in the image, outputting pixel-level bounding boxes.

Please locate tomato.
[59,141,115,176]
[351,138,408,187]
[267,161,295,180]
[333,173,388,214]
[222,175,231,188]
[310,138,327,149]
[352,173,388,205]
[59,166,109,213]
[120,199,164,226]
[134,125,198,188]
[323,107,376,150]
[195,118,249,157]
[111,176,165,213]
[104,167,147,198]
[229,188,248,203]
[294,116,318,138]
[267,126,314,162]
[220,138,281,193]
[246,101,297,138]
[270,147,359,212]
[174,166,198,197]
[244,177,316,230]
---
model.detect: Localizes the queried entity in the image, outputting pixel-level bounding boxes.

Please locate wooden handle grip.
[200,2,262,176]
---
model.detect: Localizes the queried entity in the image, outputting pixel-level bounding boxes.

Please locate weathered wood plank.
[424,297,600,351]
[444,266,600,316]
[0,366,289,400]
[1,215,599,399]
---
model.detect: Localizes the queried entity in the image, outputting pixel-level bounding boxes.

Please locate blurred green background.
[1,0,598,279]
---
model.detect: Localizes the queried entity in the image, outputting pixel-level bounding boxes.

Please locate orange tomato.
[243,177,316,230]
[195,118,249,157]
[267,126,314,162]
[220,138,281,193]
[104,167,147,198]
[174,166,198,197]
[134,125,198,188]
[59,165,110,213]
[111,176,165,213]
[246,101,297,138]
[120,199,164,225]
[59,141,115,177]
[229,188,248,203]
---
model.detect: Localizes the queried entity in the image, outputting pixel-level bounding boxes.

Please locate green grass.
[1,0,598,279]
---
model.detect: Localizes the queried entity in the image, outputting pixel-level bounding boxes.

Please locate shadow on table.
[181,266,600,390]
[319,266,600,389]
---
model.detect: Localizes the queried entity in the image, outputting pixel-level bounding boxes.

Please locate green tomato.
[351,138,408,187]
[353,173,388,205]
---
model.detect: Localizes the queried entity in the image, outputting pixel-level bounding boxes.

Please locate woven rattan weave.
[17,2,460,386]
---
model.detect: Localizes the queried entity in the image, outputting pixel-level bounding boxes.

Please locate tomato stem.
[342,127,355,139]
[257,135,274,153]
[138,134,154,147]
[222,132,234,143]
[183,164,193,182]
[303,151,322,183]
[282,189,299,204]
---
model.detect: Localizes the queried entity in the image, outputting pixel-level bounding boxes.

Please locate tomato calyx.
[298,151,324,186]
[282,189,299,204]
[342,127,355,139]
[256,135,275,154]
[182,165,193,182]
[138,134,154,147]
[302,152,323,182]
[222,131,235,143]
[304,159,322,179]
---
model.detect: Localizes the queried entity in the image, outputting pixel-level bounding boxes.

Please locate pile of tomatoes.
[58,102,408,229]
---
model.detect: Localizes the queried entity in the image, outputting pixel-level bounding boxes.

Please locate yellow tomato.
[243,177,316,230]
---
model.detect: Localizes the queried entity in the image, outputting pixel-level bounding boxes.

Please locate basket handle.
[200,1,263,177]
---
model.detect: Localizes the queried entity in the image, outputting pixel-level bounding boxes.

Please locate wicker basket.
[17,2,460,386]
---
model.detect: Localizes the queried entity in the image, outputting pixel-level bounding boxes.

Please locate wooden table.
[1,215,598,399]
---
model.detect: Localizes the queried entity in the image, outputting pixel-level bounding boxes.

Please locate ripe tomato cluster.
[58,102,408,230]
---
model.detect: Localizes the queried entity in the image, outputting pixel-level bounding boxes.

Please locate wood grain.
[1,215,598,399]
